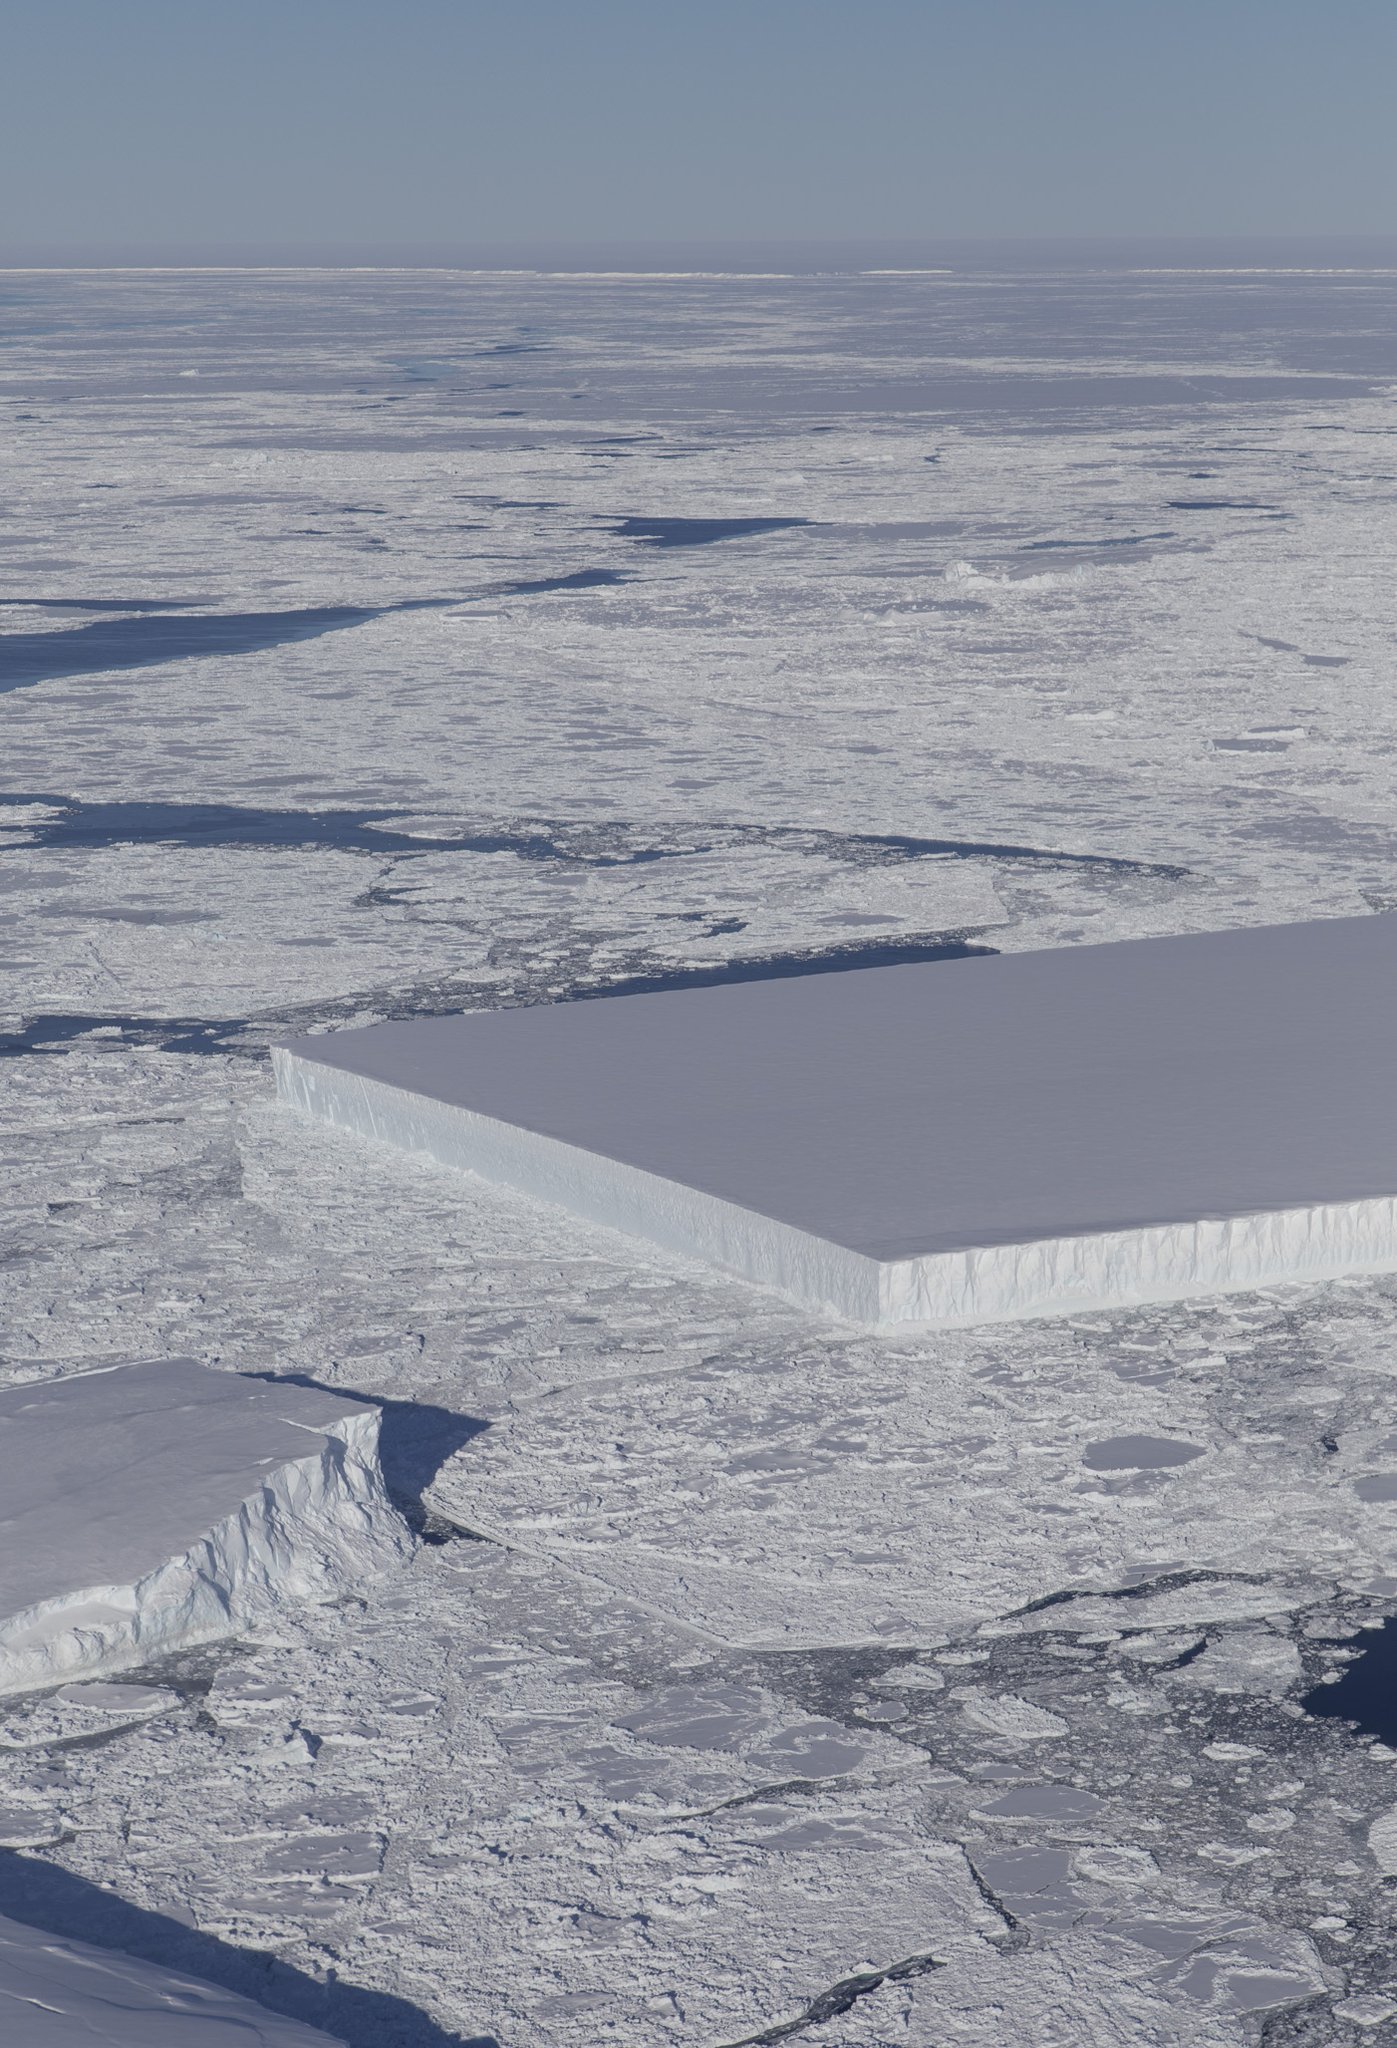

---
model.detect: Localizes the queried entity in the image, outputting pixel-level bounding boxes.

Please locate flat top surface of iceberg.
[279,914,1397,1260]
[0,1908,344,2044]
[0,1360,377,1622]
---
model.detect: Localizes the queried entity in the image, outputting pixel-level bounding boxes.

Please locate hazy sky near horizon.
[3,0,1395,254]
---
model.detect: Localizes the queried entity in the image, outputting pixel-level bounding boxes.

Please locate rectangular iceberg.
[0,1359,410,1698]
[273,915,1397,1327]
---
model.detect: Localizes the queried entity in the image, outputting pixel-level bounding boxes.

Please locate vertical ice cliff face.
[275,918,1397,1330]
[0,1909,347,2044]
[272,1047,886,1323]
[0,1360,412,1699]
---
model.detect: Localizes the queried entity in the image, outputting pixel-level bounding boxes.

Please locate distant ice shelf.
[0,1909,345,2045]
[0,1360,410,1699]
[274,915,1397,1328]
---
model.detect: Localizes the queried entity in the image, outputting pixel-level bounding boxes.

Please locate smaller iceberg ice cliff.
[0,1359,411,1700]
[0,1908,346,2044]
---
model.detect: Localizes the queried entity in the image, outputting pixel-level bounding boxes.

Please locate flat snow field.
[0,1360,409,1697]
[276,912,1397,1326]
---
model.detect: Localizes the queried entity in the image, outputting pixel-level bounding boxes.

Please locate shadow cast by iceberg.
[0,1856,497,2048]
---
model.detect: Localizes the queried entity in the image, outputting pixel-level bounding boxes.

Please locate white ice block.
[274,916,1397,1328]
[0,1910,344,2045]
[0,1360,410,1699]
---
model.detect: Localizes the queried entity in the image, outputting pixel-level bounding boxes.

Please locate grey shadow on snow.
[0,1855,497,2048]
[0,605,401,694]
[499,567,629,594]
[1022,530,1176,551]
[249,1373,489,1539]
[608,515,810,547]
[1166,499,1272,512]
[0,571,634,693]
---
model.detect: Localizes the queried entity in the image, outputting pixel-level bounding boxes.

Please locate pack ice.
[0,1911,345,2045]
[275,914,1397,1327]
[0,1360,410,1699]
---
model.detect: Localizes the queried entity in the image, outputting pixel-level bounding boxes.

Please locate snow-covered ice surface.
[277,914,1397,1326]
[5,255,1397,2042]
[0,1908,345,2044]
[0,1360,410,1698]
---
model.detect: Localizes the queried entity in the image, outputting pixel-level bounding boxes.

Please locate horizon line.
[6,233,1397,278]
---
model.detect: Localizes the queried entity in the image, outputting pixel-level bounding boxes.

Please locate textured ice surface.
[278,914,1397,1326]
[0,1361,409,1697]
[0,1910,344,2044]
[9,259,1397,2044]
[424,1282,1397,1645]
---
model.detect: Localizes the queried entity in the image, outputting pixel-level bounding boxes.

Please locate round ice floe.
[614,1684,773,1751]
[973,1784,1104,1821]
[870,1661,944,1691]
[1353,1474,1397,1502]
[1335,1992,1397,2028]
[760,1719,871,1777]
[0,1681,179,1748]
[1246,1807,1296,1834]
[1082,1435,1205,1471]
[1073,1844,1159,1886]
[53,1682,178,1714]
[1117,1630,1206,1666]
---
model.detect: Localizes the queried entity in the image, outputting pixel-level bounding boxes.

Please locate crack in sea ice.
[713,1948,944,2046]
[0,793,1185,878]
[962,1857,1033,1953]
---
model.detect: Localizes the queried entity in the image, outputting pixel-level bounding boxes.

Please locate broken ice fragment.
[958,1693,1070,1740]
[1171,1633,1302,1695]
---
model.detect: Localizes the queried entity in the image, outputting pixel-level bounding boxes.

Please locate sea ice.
[11,259,1397,2044]
[0,1360,410,1698]
[277,913,1397,1327]
[0,1910,344,2044]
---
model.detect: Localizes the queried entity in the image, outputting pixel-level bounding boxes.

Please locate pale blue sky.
[2,0,1395,256]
